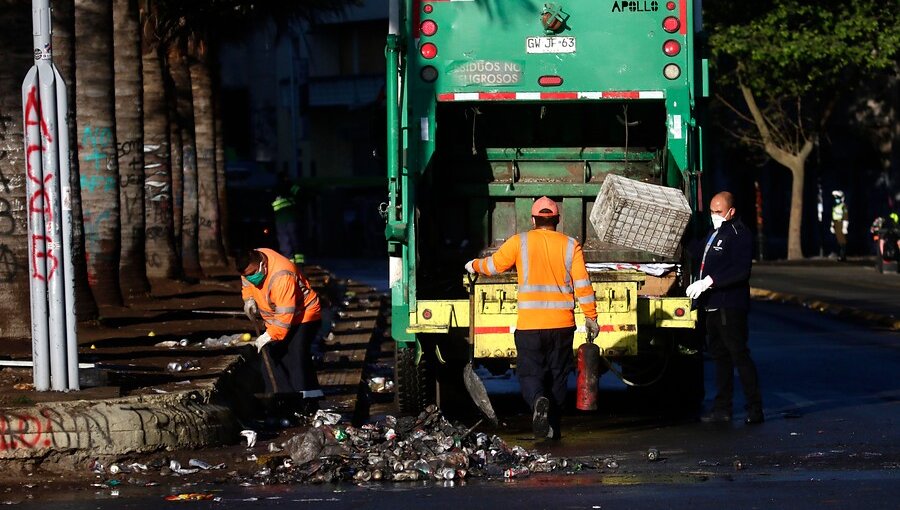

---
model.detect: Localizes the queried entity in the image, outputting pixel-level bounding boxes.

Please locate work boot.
[700,409,732,423]
[532,396,550,439]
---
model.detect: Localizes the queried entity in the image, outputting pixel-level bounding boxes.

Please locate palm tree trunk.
[167,43,202,278]
[52,0,99,320]
[75,0,123,306]
[140,1,179,280]
[113,0,151,298]
[213,82,230,256]
[168,81,183,259]
[0,0,33,339]
[189,44,228,270]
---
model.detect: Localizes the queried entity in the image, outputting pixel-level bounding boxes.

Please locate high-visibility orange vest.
[241,248,321,340]
[473,229,597,330]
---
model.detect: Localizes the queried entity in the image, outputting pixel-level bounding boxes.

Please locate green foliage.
[709,1,900,97]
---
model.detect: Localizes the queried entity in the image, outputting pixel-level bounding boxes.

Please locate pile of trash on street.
[254,405,571,484]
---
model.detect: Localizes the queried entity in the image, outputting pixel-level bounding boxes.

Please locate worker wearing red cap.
[465,196,599,440]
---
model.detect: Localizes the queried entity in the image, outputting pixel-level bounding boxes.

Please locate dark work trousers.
[705,309,762,413]
[260,320,322,395]
[514,327,575,421]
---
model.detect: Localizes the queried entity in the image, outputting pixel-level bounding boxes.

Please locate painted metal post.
[22,64,50,392]
[23,0,78,391]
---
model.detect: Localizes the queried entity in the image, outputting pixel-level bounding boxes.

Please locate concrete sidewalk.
[750,258,900,330]
[0,265,388,469]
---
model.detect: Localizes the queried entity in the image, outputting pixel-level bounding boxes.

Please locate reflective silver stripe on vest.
[266,318,293,329]
[520,284,574,294]
[577,295,595,304]
[241,277,249,288]
[266,269,297,309]
[486,257,497,276]
[564,237,574,288]
[518,300,575,310]
[273,306,295,314]
[574,278,591,289]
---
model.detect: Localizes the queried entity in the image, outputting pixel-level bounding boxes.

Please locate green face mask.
[245,271,265,285]
[244,262,265,285]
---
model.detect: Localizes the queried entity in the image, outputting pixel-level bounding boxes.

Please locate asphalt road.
[10,300,900,509]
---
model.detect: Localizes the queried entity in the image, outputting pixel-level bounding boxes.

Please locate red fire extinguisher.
[576,333,600,411]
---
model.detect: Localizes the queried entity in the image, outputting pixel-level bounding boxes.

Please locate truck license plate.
[525,36,576,54]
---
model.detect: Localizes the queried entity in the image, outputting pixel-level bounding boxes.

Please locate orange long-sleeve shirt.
[241,248,321,340]
[472,229,597,330]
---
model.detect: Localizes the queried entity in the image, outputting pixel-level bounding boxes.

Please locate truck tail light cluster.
[661,1,683,80]
[419,9,438,82]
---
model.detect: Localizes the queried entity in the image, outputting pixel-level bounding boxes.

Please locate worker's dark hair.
[533,213,559,228]
[235,249,263,274]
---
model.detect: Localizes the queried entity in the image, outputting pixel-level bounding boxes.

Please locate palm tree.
[167,42,202,278]
[0,0,33,339]
[75,0,123,307]
[213,79,230,255]
[113,0,151,297]
[140,0,180,279]
[189,40,228,270]
[52,0,99,320]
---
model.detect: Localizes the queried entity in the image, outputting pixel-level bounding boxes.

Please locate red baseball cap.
[531,196,559,217]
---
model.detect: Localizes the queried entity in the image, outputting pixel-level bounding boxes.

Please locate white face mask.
[711,214,726,230]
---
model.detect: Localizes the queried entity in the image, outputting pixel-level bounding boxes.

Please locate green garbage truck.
[383,0,710,414]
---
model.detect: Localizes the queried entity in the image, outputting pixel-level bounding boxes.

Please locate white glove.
[584,317,600,341]
[464,259,476,274]
[243,298,258,319]
[842,221,849,235]
[254,332,272,353]
[686,276,713,299]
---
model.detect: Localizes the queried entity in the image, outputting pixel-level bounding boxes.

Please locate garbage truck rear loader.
[384,0,709,415]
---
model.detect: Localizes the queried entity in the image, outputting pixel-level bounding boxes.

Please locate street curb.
[0,366,241,462]
[750,287,900,331]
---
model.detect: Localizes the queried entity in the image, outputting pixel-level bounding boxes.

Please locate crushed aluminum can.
[313,410,341,426]
[268,442,283,453]
[169,460,199,475]
[240,430,258,448]
[647,448,660,461]
[604,458,619,469]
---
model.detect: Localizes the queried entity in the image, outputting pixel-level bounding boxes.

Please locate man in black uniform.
[687,191,764,425]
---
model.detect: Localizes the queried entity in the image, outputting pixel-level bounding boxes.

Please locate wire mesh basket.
[589,174,692,257]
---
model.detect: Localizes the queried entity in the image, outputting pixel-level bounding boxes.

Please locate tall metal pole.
[23,0,78,391]
[22,63,50,391]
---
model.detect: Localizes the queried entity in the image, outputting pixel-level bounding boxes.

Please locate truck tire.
[395,345,435,415]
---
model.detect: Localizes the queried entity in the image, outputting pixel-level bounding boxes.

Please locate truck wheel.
[395,345,435,415]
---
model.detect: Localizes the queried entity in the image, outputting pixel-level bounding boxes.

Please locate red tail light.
[663,39,681,56]
[423,4,433,13]
[420,42,437,59]
[674,307,685,317]
[662,16,680,33]
[420,20,438,37]
[538,75,563,87]
[666,1,676,10]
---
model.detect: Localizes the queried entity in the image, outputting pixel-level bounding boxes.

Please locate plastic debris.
[313,410,341,426]
[164,493,214,501]
[241,405,574,484]
[368,377,395,393]
[169,460,200,475]
[241,430,258,448]
[188,459,225,470]
[268,442,283,453]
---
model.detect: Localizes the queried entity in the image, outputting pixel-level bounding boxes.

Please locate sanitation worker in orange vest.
[465,197,599,440]
[238,248,323,413]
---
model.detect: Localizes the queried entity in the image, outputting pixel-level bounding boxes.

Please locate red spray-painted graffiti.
[23,85,58,281]
[0,411,54,451]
